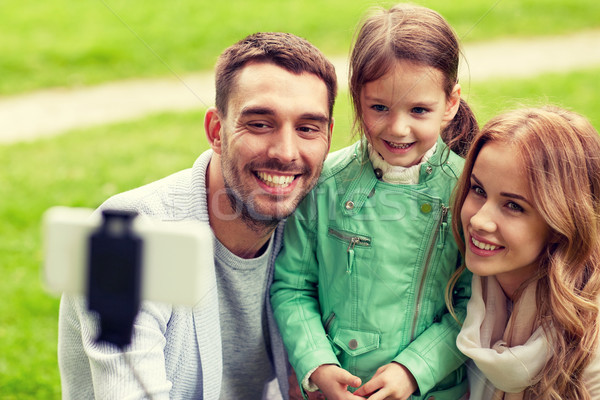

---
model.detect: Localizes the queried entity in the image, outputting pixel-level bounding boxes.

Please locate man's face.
[216,62,332,225]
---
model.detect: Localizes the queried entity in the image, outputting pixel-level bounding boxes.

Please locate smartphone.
[42,206,214,306]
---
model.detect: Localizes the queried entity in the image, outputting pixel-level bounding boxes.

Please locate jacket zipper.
[328,228,371,274]
[324,312,336,333]
[410,204,448,340]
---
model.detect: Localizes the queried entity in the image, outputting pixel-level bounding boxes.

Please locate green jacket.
[271,139,471,399]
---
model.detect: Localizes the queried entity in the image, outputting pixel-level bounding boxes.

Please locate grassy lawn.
[3,0,600,396]
[1,65,599,398]
[3,0,600,95]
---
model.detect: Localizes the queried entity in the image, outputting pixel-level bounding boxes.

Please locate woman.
[447,106,600,399]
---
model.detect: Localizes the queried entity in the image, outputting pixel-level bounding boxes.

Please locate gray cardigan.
[58,150,289,399]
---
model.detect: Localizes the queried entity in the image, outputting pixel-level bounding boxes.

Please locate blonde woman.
[447,106,600,399]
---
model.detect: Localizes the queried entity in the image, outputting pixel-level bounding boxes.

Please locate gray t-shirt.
[214,235,275,399]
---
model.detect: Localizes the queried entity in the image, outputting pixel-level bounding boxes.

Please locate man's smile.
[255,171,297,189]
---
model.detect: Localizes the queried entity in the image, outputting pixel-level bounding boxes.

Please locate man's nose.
[267,126,300,163]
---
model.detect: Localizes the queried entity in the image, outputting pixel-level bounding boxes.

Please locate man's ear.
[205,107,224,155]
[442,83,461,124]
[327,118,334,153]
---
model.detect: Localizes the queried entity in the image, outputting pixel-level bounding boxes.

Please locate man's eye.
[249,123,268,129]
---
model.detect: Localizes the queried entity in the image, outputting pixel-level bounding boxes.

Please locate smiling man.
[58,32,337,400]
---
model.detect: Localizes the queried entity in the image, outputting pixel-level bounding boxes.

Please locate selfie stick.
[87,209,142,347]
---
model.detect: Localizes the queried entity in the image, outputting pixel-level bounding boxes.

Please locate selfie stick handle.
[87,209,142,348]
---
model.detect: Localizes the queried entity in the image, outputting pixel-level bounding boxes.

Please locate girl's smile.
[360,59,460,168]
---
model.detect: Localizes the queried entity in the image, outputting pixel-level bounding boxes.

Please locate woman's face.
[460,141,551,299]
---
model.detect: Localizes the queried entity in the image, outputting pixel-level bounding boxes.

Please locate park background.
[1,0,600,397]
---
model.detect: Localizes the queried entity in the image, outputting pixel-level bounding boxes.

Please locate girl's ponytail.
[442,98,479,157]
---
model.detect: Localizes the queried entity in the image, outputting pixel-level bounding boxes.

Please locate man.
[58,32,337,399]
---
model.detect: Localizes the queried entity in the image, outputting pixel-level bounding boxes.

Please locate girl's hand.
[310,364,364,400]
[353,362,417,400]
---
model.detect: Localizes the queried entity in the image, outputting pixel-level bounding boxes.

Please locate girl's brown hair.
[349,3,478,156]
[448,106,600,399]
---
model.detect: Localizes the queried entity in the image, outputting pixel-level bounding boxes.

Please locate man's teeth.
[472,238,499,251]
[256,172,295,188]
[387,141,411,149]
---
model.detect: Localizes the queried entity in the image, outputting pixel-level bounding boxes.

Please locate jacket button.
[348,339,358,350]
[374,168,383,179]
[426,165,433,174]
[421,203,432,213]
[345,201,355,210]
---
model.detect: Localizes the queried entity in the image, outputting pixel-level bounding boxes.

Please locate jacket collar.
[340,137,456,217]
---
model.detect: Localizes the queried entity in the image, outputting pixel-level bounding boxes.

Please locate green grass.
[467,67,600,129]
[2,0,600,95]
[2,66,600,397]
[0,112,205,398]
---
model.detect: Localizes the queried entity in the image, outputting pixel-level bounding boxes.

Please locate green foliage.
[2,0,600,95]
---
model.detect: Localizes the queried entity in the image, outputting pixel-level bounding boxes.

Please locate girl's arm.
[270,196,341,393]
[392,267,472,396]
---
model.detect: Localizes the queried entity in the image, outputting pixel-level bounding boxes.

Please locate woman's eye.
[471,185,485,197]
[507,202,524,212]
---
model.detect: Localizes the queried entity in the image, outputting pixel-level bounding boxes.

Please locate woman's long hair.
[447,106,600,399]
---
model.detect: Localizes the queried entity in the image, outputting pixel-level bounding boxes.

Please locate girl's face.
[461,141,551,299]
[360,59,460,167]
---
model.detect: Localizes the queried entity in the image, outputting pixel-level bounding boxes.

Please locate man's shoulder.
[101,168,193,214]
[99,150,212,219]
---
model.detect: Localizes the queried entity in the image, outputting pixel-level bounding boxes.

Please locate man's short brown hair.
[214,32,337,120]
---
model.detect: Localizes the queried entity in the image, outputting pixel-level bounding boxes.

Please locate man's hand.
[353,362,417,400]
[310,364,364,400]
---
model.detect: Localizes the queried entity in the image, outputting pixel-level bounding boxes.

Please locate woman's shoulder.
[584,344,600,395]
[583,304,600,394]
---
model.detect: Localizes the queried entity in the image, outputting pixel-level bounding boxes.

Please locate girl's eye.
[371,104,388,112]
[412,107,428,114]
[507,202,524,213]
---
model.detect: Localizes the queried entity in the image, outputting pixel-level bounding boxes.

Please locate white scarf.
[456,275,549,399]
[367,143,436,185]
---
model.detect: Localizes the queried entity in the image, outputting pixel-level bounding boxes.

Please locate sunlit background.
[1,0,599,397]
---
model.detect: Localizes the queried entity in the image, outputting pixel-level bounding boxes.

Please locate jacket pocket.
[331,328,380,357]
[326,227,371,274]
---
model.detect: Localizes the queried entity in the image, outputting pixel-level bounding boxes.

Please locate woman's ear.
[205,107,224,154]
[442,83,462,124]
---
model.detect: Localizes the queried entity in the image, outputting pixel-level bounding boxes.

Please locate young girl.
[447,106,600,399]
[271,4,478,399]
